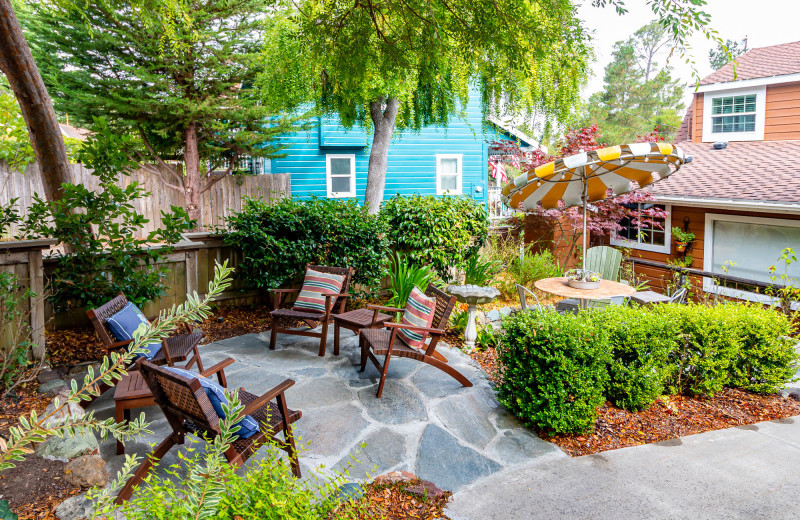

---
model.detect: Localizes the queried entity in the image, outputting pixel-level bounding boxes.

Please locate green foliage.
[582,21,684,144]
[448,307,470,335]
[497,310,610,435]
[671,227,695,243]
[464,254,502,286]
[482,234,562,297]
[767,247,800,316]
[386,253,438,310]
[20,119,194,310]
[476,323,499,351]
[382,194,488,277]
[0,499,18,520]
[590,305,678,410]
[709,39,746,70]
[0,272,38,394]
[723,304,798,394]
[225,196,388,289]
[0,78,34,173]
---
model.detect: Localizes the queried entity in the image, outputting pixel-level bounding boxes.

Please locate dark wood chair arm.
[383,322,445,335]
[269,288,301,294]
[241,379,296,416]
[367,304,405,314]
[199,357,235,387]
[106,339,133,351]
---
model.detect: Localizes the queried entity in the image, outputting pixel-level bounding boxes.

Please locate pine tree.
[22,0,308,225]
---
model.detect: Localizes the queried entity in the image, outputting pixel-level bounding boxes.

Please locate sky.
[577,0,800,107]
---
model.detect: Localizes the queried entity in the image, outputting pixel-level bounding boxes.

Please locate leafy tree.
[709,38,746,70]
[0,74,34,173]
[583,22,684,144]
[22,0,309,225]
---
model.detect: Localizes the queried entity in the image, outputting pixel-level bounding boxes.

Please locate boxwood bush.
[225,197,388,289]
[497,310,610,435]
[497,303,798,435]
[381,194,488,277]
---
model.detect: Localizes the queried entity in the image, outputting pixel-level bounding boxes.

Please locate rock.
[38,369,60,384]
[42,399,85,428]
[293,403,367,457]
[358,381,427,424]
[332,482,364,503]
[334,428,407,478]
[38,379,68,395]
[789,392,800,402]
[406,480,448,501]
[499,307,513,316]
[37,430,99,460]
[55,492,95,520]
[65,455,109,488]
[434,393,499,449]
[485,309,501,322]
[374,470,417,485]
[476,311,487,325]
[416,425,501,492]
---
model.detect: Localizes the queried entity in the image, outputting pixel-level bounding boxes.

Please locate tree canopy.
[582,21,684,145]
[709,38,746,70]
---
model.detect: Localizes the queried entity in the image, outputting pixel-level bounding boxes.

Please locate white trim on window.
[610,204,672,254]
[702,86,766,142]
[325,154,356,198]
[436,154,463,195]
[702,212,800,309]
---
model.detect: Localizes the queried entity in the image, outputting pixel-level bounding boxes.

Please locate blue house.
[254,92,538,209]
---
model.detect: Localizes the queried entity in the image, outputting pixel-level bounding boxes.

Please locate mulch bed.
[0,456,84,520]
[199,304,273,343]
[469,347,800,457]
[0,379,50,439]
[331,478,451,519]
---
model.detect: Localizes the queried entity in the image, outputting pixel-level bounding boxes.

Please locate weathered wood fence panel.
[0,161,290,236]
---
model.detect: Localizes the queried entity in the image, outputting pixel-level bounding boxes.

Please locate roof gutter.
[697,72,800,93]
[652,195,800,215]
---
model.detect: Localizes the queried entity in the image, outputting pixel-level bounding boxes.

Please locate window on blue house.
[436,154,462,195]
[326,154,356,198]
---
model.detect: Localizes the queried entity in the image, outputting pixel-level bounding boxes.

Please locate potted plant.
[672,227,695,253]
[565,268,601,289]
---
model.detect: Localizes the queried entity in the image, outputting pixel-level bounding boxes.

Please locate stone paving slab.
[89,324,551,493]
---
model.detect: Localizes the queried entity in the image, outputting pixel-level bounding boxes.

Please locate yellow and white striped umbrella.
[501,142,686,211]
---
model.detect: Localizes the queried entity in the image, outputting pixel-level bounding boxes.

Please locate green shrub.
[591,305,679,411]
[225,196,388,289]
[497,310,610,435]
[386,253,438,309]
[21,119,194,310]
[485,234,561,296]
[463,253,502,286]
[724,304,798,394]
[382,194,488,277]
[0,272,38,394]
[656,304,743,397]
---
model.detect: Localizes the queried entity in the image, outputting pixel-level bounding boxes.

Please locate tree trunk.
[184,122,202,227]
[364,96,399,214]
[0,0,70,202]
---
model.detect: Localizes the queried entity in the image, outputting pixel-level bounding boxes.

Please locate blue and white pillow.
[163,367,259,439]
[105,302,162,360]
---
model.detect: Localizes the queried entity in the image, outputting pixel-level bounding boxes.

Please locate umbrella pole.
[582,178,588,275]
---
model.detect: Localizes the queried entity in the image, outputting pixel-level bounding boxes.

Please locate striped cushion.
[396,287,436,349]
[293,269,346,313]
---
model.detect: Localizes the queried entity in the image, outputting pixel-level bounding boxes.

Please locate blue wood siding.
[271,93,513,207]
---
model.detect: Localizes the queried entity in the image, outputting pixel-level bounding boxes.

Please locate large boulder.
[65,455,108,488]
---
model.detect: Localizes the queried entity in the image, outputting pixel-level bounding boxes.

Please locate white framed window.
[436,154,462,195]
[702,86,765,142]
[702,213,800,308]
[610,203,671,254]
[325,154,356,198]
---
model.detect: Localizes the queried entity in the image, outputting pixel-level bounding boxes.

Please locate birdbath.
[446,284,501,352]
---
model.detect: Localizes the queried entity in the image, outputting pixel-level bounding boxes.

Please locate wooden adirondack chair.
[360,284,466,398]
[557,246,624,313]
[115,357,302,504]
[269,264,353,356]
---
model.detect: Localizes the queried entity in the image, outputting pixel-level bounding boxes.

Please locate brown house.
[611,41,800,302]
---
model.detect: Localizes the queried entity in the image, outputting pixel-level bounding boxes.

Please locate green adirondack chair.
[556,246,624,313]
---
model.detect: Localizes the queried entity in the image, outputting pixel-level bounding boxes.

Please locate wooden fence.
[0,161,290,236]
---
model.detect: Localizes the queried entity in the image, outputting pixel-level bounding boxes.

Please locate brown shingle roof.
[650,140,800,206]
[674,100,693,143]
[700,41,800,86]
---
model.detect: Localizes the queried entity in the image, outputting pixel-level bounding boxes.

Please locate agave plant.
[386,253,437,309]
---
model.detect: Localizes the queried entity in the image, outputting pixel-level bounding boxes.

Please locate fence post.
[185,249,198,298]
[27,249,45,360]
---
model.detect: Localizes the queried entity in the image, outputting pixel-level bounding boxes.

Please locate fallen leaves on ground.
[0,381,50,439]
[470,347,800,457]
[332,479,452,519]
[46,328,105,367]
[199,304,273,343]
[0,455,84,520]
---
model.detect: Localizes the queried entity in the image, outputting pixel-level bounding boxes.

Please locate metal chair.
[516,284,544,312]
[588,296,631,310]
[557,246,624,313]
[668,287,688,304]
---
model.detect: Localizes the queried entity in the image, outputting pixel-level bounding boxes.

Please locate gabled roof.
[650,140,800,208]
[486,116,540,149]
[700,41,800,86]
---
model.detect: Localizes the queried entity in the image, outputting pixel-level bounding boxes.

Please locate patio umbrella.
[501,141,688,275]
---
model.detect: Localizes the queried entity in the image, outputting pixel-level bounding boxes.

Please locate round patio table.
[534,276,636,309]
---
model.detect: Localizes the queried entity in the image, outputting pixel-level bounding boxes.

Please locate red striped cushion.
[293,269,345,313]
[396,287,436,349]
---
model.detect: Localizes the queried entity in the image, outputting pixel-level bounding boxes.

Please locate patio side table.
[333,308,392,356]
[113,371,155,455]
[631,290,671,305]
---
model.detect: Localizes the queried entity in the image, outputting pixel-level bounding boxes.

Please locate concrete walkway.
[89,327,561,492]
[447,418,800,520]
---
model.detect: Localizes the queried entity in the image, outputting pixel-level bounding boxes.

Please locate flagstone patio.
[89,327,565,493]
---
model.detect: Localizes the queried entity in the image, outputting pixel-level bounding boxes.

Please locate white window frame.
[325,154,356,198]
[702,212,800,309]
[436,154,463,196]
[610,204,672,254]
[702,85,766,142]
